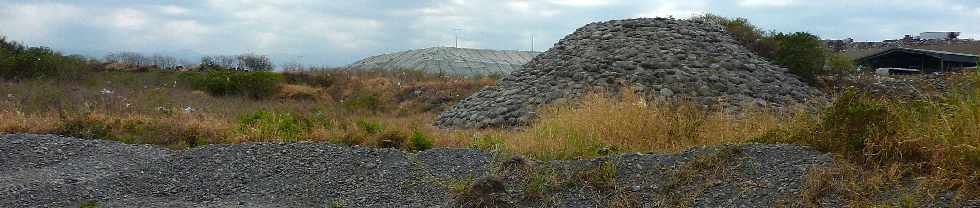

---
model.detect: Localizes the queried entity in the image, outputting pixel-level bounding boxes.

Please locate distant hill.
[346,47,541,76]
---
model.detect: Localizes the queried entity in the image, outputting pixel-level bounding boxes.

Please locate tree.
[690,14,778,59]
[237,53,273,71]
[1,36,92,80]
[770,32,827,84]
[280,60,304,71]
[199,54,274,71]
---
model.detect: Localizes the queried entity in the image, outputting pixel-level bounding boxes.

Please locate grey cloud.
[1,0,978,67]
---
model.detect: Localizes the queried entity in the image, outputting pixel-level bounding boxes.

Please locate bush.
[770,32,828,84]
[343,94,384,111]
[181,71,284,99]
[816,90,895,159]
[60,115,115,141]
[470,134,506,150]
[690,14,777,59]
[238,110,307,142]
[827,53,857,75]
[690,15,829,85]
[355,120,383,134]
[754,89,900,163]
[0,36,95,80]
[283,72,335,88]
[757,87,979,169]
[409,130,434,151]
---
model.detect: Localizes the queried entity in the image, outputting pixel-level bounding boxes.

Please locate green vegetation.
[343,94,384,112]
[409,129,433,151]
[654,146,740,207]
[180,71,284,99]
[328,201,346,208]
[1,26,978,205]
[691,14,830,85]
[79,201,99,208]
[828,53,857,74]
[756,80,980,205]
[690,14,778,58]
[568,161,618,193]
[524,168,559,202]
[770,32,827,84]
[238,110,307,142]
[447,177,473,196]
[283,71,335,88]
[0,36,97,80]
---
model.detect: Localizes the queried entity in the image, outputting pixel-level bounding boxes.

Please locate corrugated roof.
[856,47,979,64]
[897,47,978,58]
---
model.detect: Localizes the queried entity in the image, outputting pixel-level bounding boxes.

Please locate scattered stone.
[11,134,973,207]
[0,134,853,207]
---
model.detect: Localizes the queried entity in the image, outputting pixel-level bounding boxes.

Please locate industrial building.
[855,48,978,74]
[919,32,960,40]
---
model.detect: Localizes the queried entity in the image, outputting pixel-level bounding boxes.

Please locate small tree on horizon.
[771,32,827,84]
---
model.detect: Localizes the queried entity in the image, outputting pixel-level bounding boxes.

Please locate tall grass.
[506,88,784,160]
[758,72,980,204]
[1,67,977,204]
[0,69,492,150]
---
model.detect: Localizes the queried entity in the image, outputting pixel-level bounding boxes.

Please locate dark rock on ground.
[0,134,854,207]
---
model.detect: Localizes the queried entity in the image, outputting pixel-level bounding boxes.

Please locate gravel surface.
[2,134,848,207]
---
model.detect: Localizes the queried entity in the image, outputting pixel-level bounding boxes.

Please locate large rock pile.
[347,47,541,76]
[436,18,825,128]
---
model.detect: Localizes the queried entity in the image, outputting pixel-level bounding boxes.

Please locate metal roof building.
[855,47,978,74]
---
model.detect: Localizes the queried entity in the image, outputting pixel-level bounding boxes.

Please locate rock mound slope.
[435,18,825,128]
[0,134,836,207]
[347,47,541,76]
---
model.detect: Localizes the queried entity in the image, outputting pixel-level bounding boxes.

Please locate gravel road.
[1,134,839,207]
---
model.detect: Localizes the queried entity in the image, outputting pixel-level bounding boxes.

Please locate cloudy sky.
[2,0,979,67]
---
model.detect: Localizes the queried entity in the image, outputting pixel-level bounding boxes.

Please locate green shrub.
[0,36,94,80]
[690,14,777,59]
[568,161,618,193]
[80,201,99,208]
[355,120,383,134]
[283,72,335,88]
[115,119,218,149]
[60,116,115,141]
[409,130,433,151]
[770,32,827,85]
[328,201,346,208]
[819,90,893,155]
[525,168,559,202]
[756,90,895,162]
[690,15,828,85]
[827,53,857,75]
[343,94,383,111]
[470,134,505,150]
[181,71,283,99]
[238,110,307,141]
[300,111,333,130]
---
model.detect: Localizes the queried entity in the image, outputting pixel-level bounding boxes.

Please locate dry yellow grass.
[0,110,63,134]
[505,89,785,159]
[0,70,977,205]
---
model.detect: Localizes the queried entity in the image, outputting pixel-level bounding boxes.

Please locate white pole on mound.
[454,28,463,48]
[529,34,534,52]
